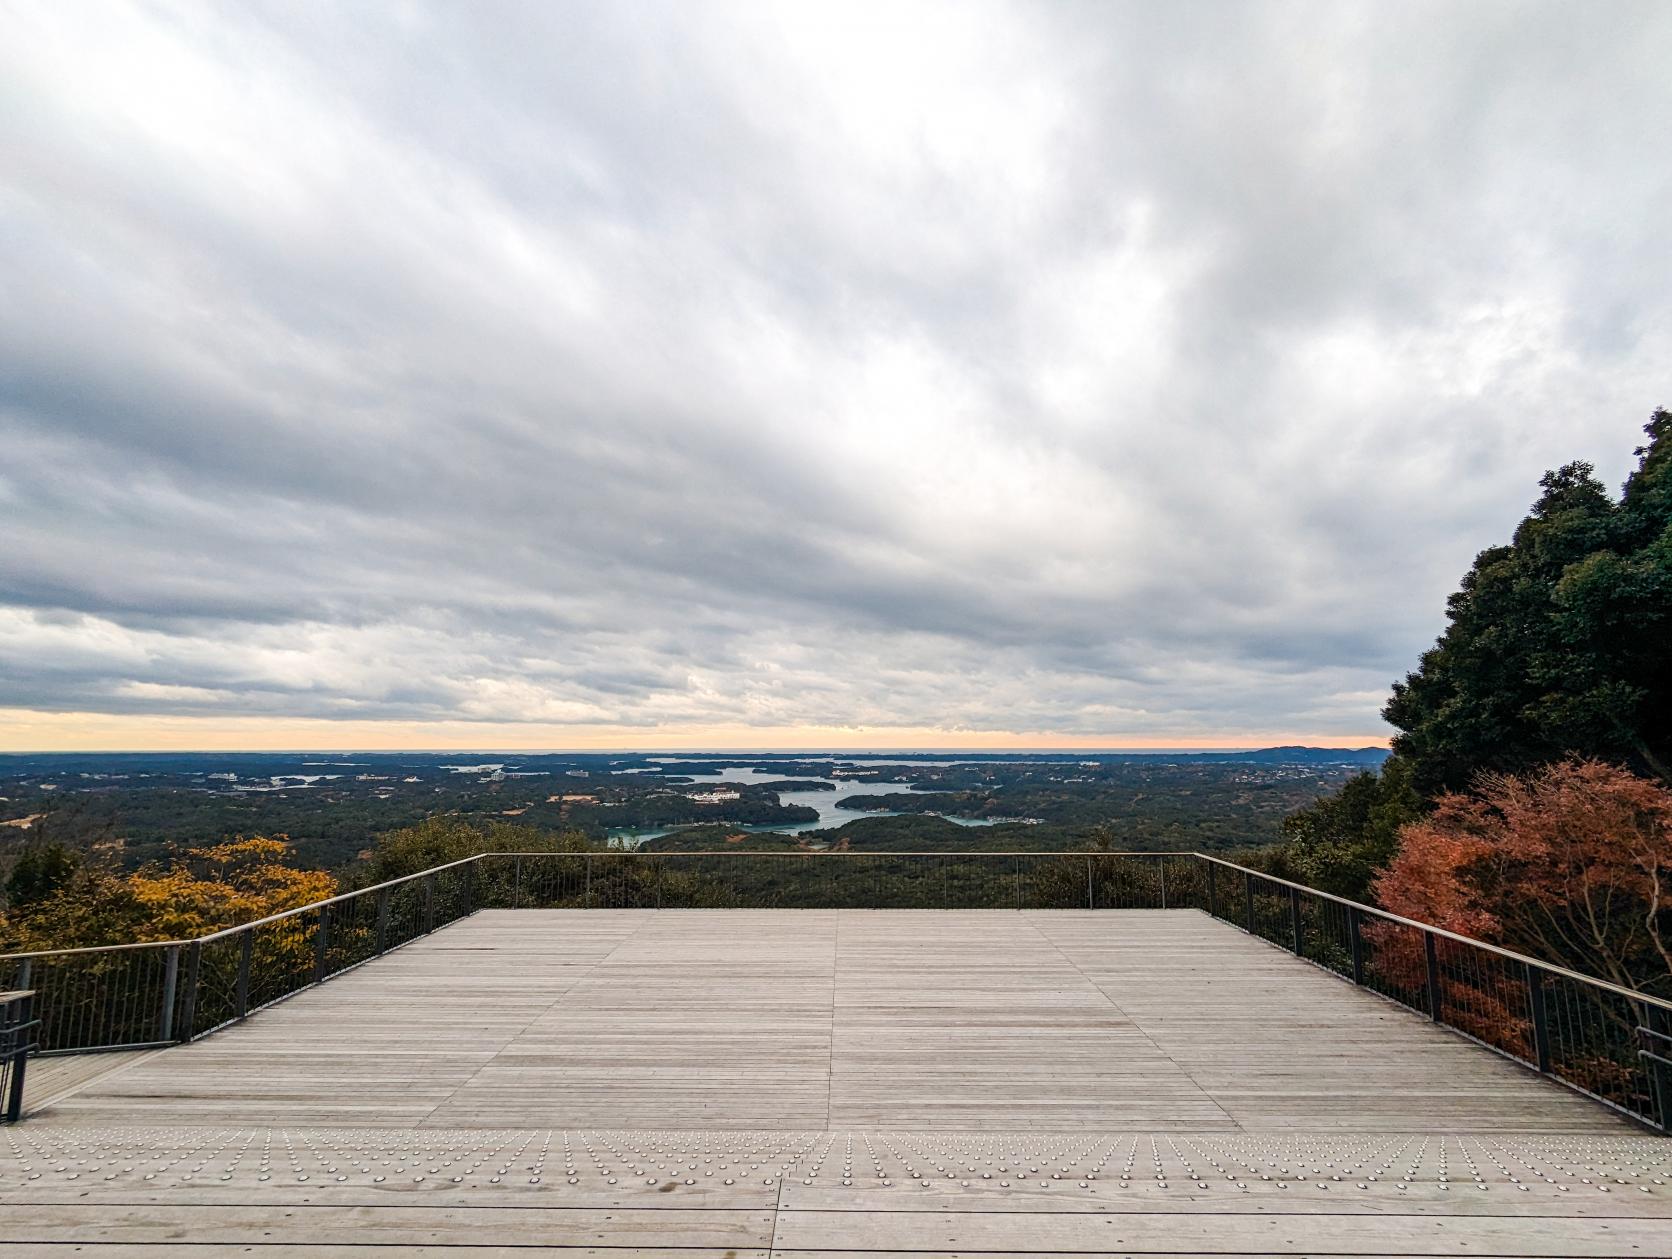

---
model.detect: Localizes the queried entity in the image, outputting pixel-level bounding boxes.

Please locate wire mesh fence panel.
[469,855,520,909]
[1297,894,1355,978]
[387,879,432,947]
[1542,972,1657,1120]
[243,915,319,1018]
[188,935,245,1037]
[6,848,1671,1132]
[1158,853,1206,910]
[1018,854,1096,907]
[320,892,381,979]
[1429,936,1534,1063]
[489,852,1182,910]
[437,866,477,923]
[1244,875,1291,950]
[1357,916,1432,1015]
[0,946,178,1053]
[1083,854,1165,908]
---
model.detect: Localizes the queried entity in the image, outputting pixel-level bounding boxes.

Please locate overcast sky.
[1,1,1669,751]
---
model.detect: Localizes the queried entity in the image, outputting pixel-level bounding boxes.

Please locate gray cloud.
[1,0,1669,743]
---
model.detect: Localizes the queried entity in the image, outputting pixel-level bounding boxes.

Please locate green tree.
[1385,410,1672,795]
[1275,759,1419,900]
[353,816,594,886]
[4,842,82,909]
[0,838,335,952]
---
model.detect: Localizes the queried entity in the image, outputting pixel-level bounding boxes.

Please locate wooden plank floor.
[7,909,1665,1255]
[19,1049,156,1115]
[34,910,1631,1132]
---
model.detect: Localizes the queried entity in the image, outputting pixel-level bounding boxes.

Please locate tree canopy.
[1373,759,1671,999]
[0,837,335,952]
[1271,409,1672,903]
[1386,410,1672,795]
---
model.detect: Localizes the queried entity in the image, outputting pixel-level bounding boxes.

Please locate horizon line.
[0,743,1391,756]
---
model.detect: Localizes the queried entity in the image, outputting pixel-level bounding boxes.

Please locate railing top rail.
[192,852,488,944]
[4,847,1669,1015]
[484,850,1186,856]
[1197,852,1672,1014]
[0,937,198,961]
[0,852,492,958]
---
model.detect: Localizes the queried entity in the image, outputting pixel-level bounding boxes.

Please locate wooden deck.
[4,909,1667,1255]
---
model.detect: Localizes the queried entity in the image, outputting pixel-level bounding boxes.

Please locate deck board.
[36,910,1622,1132]
[7,908,1665,1255]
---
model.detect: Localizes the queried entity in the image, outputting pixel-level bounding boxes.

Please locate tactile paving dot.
[1,1128,1669,1202]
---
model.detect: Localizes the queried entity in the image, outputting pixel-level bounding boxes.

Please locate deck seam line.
[25,1046,172,1116]
[1024,912,1242,1132]
[412,912,660,1128]
[823,910,839,1130]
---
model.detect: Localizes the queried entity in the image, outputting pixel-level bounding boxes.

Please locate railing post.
[15,959,29,991]
[1243,870,1255,932]
[1524,962,1550,1072]
[178,941,202,1043]
[513,856,522,909]
[235,930,252,1020]
[1644,1002,1672,1135]
[585,853,593,905]
[3,991,33,1123]
[313,906,332,984]
[1085,856,1093,910]
[1288,885,1302,956]
[158,944,180,1042]
[424,874,436,933]
[1347,905,1365,986]
[1423,929,1443,1022]
[1157,855,1168,909]
[1205,860,1217,919]
[375,888,391,954]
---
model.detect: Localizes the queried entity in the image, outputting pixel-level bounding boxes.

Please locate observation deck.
[3,854,1669,1256]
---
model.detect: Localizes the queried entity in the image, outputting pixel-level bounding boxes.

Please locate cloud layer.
[2,1,1669,747]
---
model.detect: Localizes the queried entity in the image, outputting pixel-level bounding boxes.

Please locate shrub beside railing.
[1,849,1668,1132]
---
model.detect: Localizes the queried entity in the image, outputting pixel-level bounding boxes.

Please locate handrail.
[193,853,488,943]
[485,850,1185,856]
[0,851,1185,960]
[1,848,1667,1015]
[0,937,199,962]
[2,847,1669,1129]
[0,852,493,959]
[1197,853,1672,1015]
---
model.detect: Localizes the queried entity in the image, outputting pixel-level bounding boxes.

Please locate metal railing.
[1,849,1669,1132]
[1195,855,1672,1135]
[1,990,37,1123]
[0,855,486,1055]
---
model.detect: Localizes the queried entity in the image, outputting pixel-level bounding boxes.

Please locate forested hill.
[0,748,1378,875]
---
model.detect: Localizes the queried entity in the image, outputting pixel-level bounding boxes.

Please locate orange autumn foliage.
[0,837,335,952]
[124,837,336,942]
[1374,759,1672,999]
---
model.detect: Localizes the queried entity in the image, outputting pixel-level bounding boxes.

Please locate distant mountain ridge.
[1211,746,1389,765]
[0,745,1392,774]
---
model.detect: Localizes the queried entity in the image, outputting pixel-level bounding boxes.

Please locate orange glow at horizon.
[0,708,1391,754]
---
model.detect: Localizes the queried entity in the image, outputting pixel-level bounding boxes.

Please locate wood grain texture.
[8,908,1664,1255]
[36,909,1626,1132]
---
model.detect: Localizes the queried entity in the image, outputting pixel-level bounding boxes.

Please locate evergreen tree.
[4,842,82,909]
[1385,410,1672,795]
[1276,759,1419,900]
